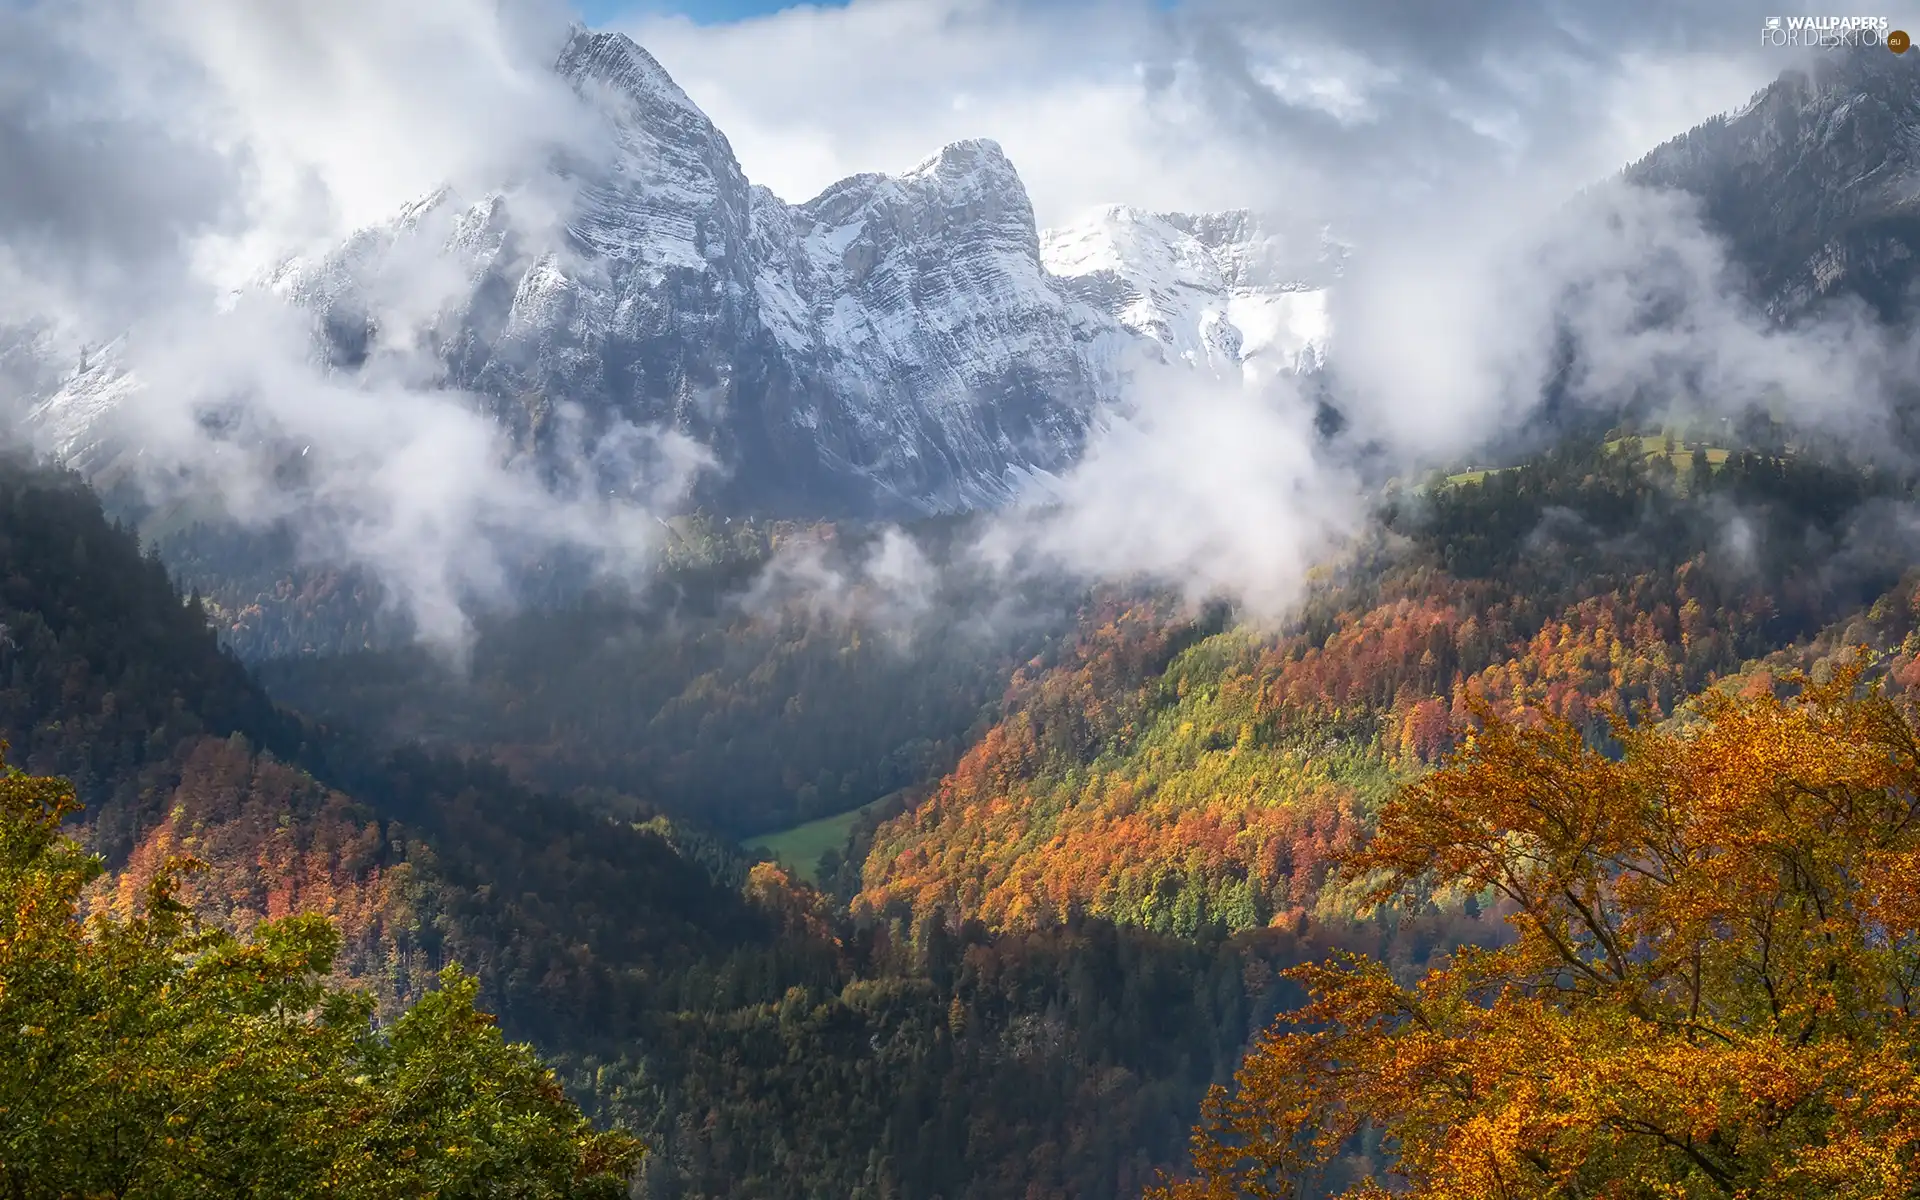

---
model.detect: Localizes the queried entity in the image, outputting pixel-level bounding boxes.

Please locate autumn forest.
[3,410,1920,1197]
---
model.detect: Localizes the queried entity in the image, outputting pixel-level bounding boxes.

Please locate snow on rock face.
[1041,205,1341,388]
[266,32,1109,517]
[25,338,136,467]
[746,137,1103,511]
[556,32,753,277]
[16,28,1321,519]
[30,41,1920,521]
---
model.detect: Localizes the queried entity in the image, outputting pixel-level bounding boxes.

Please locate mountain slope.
[0,456,303,824]
[22,29,1338,521]
[0,455,762,1019]
[255,31,1112,519]
[1627,45,1920,320]
[855,437,1914,937]
[1042,206,1339,387]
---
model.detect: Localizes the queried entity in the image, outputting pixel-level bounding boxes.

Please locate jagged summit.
[1625,44,1920,320]
[557,28,705,118]
[903,137,1013,179]
[1042,205,1336,383]
[269,39,1111,517]
[19,32,1313,519]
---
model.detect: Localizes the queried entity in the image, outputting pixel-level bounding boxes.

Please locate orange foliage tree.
[1152,655,1920,1198]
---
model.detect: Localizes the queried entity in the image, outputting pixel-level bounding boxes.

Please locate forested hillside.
[17,419,1920,1197]
[1,757,642,1197]
[184,520,1081,837]
[854,434,1914,939]
[0,454,1478,1198]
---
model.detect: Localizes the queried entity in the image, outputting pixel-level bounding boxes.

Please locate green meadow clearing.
[742,793,900,884]
[1445,435,1731,486]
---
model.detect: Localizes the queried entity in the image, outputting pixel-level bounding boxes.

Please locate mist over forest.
[4,1,1920,1196]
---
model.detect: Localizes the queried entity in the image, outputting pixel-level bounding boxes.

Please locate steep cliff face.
[1626,46,1920,321]
[17,29,1340,519]
[1042,206,1340,388]
[271,33,817,510]
[46,38,1920,523]
[749,139,1105,513]
[268,32,1108,517]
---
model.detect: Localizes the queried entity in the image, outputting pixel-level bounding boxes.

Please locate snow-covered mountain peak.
[1043,206,1230,291]
[903,138,1015,185]
[552,29,753,276]
[798,138,1038,246]
[15,31,1325,518]
[556,29,705,121]
[742,133,1096,510]
[1041,205,1335,384]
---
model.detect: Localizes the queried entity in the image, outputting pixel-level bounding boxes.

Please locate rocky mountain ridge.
[1042,205,1341,388]
[21,29,1331,519]
[1626,45,1920,321]
[24,41,1920,521]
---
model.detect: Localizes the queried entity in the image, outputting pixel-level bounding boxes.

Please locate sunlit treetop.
[1153,652,1920,1199]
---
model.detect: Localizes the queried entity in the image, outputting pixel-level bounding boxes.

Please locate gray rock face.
[42,39,1919,521]
[746,138,1107,513]
[278,31,1107,518]
[1040,205,1340,388]
[23,29,1338,520]
[1626,46,1920,321]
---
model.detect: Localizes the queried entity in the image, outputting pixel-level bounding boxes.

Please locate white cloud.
[616,0,1783,233]
[978,362,1363,618]
[0,0,705,652]
[99,295,710,651]
[1329,177,1913,466]
[140,0,593,273]
[620,0,1276,226]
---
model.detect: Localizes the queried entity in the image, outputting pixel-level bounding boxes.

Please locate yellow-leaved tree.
[1152,656,1920,1198]
[0,749,642,1199]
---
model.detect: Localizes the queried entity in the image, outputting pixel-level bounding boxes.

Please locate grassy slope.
[742,792,897,884]
[857,434,1906,938]
[1448,436,1731,485]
